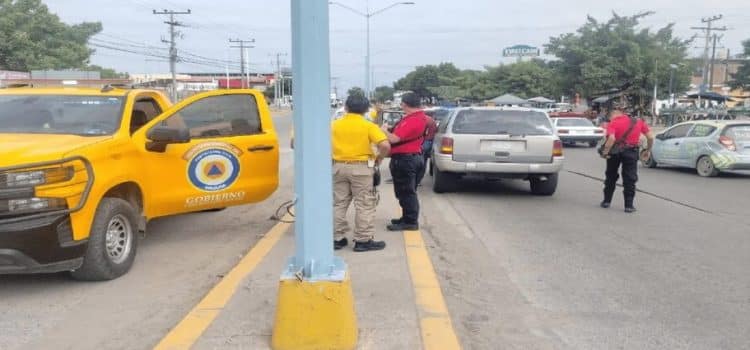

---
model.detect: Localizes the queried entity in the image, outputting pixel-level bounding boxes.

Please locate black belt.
[391,153,421,158]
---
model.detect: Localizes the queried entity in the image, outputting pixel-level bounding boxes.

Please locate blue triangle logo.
[208,165,223,176]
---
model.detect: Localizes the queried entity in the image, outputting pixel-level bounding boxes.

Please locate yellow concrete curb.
[404,229,462,350]
[153,218,292,350]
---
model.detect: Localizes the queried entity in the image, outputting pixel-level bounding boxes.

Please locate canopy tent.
[489,94,528,105]
[527,96,555,103]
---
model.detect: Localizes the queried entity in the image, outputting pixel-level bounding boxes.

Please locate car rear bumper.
[0,214,87,274]
[434,155,564,174]
[559,135,603,143]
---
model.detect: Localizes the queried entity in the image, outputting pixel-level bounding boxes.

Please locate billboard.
[503,45,541,58]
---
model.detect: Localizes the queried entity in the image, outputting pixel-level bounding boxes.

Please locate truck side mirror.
[146,126,191,152]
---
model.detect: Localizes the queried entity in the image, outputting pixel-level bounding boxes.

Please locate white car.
[332,107,376,122]
[551,117,604,147]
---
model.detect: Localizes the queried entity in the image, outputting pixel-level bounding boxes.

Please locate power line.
[153,8,191,101]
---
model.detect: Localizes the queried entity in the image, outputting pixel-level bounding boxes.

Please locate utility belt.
[391,153,421,158]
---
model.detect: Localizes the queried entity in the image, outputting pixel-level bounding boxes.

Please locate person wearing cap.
[380,92,428,231]
[332,95,391,252]
[599,104,655,213]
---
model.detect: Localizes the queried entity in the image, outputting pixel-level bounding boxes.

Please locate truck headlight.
[7,197,68,212]
[3,166,74,188]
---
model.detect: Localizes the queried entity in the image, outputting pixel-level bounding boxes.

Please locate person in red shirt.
[381,92,428,231]
[600,104,655,213]
[416,114,437,187]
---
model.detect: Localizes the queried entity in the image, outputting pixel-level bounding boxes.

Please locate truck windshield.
[0,95,124,136]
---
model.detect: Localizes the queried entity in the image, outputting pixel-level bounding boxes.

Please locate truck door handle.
[248,145,275,152]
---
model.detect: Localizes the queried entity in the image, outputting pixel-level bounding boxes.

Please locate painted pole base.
[271,275,357,350]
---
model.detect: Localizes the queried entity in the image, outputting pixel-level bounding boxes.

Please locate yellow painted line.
[404,229,462,350]
[154,218,292,350]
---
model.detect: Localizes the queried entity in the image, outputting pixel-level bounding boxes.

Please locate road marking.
[403,229,462,350]
[154,218,291,350]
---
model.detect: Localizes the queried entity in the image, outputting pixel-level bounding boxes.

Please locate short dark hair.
[401,92,421,108]
[345,95,370,114]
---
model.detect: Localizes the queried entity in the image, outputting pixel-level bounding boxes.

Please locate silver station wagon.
[430,107,564,195]
[644,120,750,177]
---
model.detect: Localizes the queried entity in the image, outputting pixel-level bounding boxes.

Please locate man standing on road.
[381,92,428,231]
[332,95,391,252]
[599,104,655,213]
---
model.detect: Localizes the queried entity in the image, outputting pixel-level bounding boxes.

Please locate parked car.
[380,109,404,131]
[0,86,279,280]
[424,107,452,127]
[643,121,750,177]
[551,117,604,147]
[431,107,564,195]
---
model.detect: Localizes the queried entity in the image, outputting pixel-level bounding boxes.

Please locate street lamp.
[329,1,415,98]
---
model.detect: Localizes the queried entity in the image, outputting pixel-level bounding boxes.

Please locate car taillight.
[553,140,563,157]
[558,129,569,134]
[719,136,737,152]
[439,137,454,154]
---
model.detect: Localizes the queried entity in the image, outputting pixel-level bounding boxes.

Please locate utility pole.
[153,9,191,101]
[708,34,723,90]
[272,53,287,107]
[229,38,255,88]
[691,15,727,95]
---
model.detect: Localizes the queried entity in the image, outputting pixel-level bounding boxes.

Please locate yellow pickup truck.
[0,86,279,280]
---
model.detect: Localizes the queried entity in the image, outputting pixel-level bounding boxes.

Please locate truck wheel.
[432,166,457,193]
[530,173,558,196]
[71,198,138,281]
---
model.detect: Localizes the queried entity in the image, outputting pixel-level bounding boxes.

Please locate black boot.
[334,238,348,250]
[353,240,386,252]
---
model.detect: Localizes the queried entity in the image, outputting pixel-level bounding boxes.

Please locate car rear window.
[724,125,750,141]
[452,110,553,136]
[557,118,593,127]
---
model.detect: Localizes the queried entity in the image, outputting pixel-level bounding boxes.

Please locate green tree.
[347,86,366,98]
[0,0,102,71]
[373,85,395,103]
[87,65,128,79]
[730,39,750,90]
[545,12,693,109]
[494,60,558,99]
[394,63,462,98]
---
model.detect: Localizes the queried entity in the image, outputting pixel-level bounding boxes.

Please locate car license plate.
[481,140,526,152]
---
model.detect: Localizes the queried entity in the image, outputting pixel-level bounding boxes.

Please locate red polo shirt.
[391,111,428,155]
[607,114,650,146]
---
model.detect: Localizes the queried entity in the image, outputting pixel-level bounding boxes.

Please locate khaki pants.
[333,162,376,243]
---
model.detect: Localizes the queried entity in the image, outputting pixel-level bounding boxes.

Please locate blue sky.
[45,0,750,93]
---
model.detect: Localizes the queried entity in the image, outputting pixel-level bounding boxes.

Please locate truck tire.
[71,198,138,281]
[432,166,457,193]
[529,173,558,196]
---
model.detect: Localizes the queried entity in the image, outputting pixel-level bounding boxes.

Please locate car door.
[681,124,718,167]
[133,90,279,219]
[656,123,693,165]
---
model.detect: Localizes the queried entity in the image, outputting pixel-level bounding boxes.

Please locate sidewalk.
[190,185,424,350]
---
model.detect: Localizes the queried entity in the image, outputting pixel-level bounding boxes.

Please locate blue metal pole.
[285,0,345,281]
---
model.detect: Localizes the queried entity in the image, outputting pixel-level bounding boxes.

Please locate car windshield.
[557,118,593,127]
[0,95,124,136]
[724,125,750,141]
[452,110,553,135]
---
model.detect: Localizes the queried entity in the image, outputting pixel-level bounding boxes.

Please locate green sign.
[503,45,540,57]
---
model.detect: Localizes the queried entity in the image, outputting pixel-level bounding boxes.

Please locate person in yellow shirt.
[332,95,391,252]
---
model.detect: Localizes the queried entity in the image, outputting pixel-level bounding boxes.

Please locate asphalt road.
[3,113,750,349]
[0,111,295,350]
[419,144,750,350]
